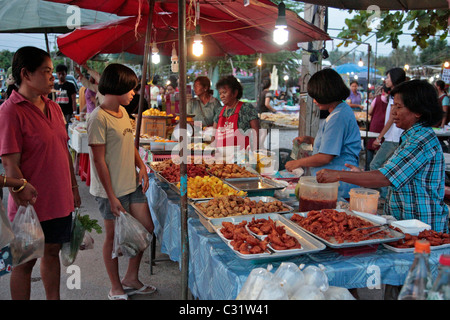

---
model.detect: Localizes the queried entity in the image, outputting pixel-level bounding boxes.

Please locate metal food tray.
[224,177,287,192]
[149,161,169,173]
[284,210,405,249]
[154,172,179,193]
[209,213,326,260]
[383,242,450,253]
[171,180,243,202]
[191,196,294,233]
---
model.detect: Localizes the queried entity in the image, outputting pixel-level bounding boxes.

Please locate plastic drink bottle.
[427,254,450,300]
[398,240,433,300]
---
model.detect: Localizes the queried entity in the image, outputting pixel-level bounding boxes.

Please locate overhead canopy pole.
[178,0,189,300]
[135,0,155,149]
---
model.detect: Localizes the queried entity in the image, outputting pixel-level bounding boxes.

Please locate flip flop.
[126,284,157,296]
[108,291,128,300]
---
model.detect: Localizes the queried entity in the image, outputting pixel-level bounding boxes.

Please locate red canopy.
[55,1,330,64]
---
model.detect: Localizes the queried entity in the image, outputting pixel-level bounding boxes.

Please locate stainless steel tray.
[149,161,170,173]
[209,213,326,259]
[171,179,243,202]
[224,177,287,192]
[284,210,405,249]
[191,196,294,233]
[154,172,180,193]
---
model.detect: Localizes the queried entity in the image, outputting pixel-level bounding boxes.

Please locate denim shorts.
[95,186,148,220]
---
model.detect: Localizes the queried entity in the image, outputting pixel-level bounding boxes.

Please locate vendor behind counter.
[317,80,449,233]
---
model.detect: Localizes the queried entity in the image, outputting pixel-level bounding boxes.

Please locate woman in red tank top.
[212,75,259,151]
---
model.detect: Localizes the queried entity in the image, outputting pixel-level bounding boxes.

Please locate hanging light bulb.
[273,2,288,45]
[151,42,160,64]
[193,25,203,57]
[358,58,364,67]
[171,43,179,73]
[257,57,262,66]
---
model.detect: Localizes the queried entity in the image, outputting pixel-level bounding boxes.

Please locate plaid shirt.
[379,123,449,233]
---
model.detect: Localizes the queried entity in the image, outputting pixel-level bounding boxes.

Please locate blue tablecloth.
[146,174,450,300]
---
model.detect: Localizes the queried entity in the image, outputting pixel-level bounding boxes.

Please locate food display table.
[145,173,450,300]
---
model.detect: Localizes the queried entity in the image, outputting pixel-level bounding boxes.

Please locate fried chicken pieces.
[220,218,301,255]
[290,209,390,243]
[388,228,450,248]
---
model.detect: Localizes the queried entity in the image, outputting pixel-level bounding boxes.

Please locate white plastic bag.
[9,205,44,266]
[291,284,325,300]
[80,232,94,250]
[0,202,14,249]
[273,262,305,297]
[323,286,356,300]
[302,265,329,292]
[112,211,151,259]
[236,265,274,300]
[255,276,289,300]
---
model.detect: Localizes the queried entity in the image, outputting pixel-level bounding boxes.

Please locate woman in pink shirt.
[0,46,81,300]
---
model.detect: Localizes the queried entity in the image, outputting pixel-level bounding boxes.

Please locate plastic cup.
[349,188,380,214]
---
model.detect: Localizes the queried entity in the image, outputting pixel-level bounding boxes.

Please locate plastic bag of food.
[302,265,329,292]
[112,211,151,259]
[80,232,94,250]
[61,209,85,266]
[236,265,274,300]
[323,286,356,300]
[255,276,289,300]
[9,205,44,266]
[291,284,325,300]
[0,202,14,249]
[273,262,305,297]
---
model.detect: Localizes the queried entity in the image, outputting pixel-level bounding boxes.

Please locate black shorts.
[40,213,72,244]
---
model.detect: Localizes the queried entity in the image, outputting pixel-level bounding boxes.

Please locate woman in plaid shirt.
[317,80,449,233]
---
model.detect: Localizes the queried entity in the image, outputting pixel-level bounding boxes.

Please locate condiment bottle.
[427,254,450,300]
[398,240,433,300]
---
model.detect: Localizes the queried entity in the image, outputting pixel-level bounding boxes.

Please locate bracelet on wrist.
[72,185,79,189]
[2,175,6,188]
[11,178,27,193]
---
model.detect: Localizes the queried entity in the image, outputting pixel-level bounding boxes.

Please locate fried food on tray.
[290,209,391,243]
[220,218,301,254]
[387,228,450,248]
[150,159,174,172]
[176,175,246,199]
[160,163,209,183]
[197,195,287,218]
[207,163,257,179]
[220,221,269,254]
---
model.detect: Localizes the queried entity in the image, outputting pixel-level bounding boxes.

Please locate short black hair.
[216,75,243,100]
[307,68,350,104]
[98,63,138,96]
[56,64,68,73]
[12,46,50,86]
[435,80,446,91]
[386,67,406,87]
[390,79,442,127]
[350,80,359,85]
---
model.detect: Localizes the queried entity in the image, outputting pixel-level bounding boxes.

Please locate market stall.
[144,158,450,300]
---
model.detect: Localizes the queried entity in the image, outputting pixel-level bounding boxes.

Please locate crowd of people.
[0,45,449,300]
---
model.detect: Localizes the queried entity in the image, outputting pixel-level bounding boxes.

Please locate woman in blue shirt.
[317,80,449,233]
[285,68,361,199]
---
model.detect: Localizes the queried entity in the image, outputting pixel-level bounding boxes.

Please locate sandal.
[125,284,157,296]
[108,291,128,300]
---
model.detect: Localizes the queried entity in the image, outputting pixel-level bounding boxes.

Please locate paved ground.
[0,162,385,301]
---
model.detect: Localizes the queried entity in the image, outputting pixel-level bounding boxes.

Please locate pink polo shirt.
[0,90,74,222]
